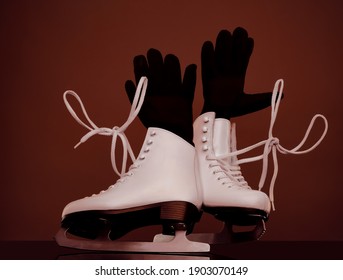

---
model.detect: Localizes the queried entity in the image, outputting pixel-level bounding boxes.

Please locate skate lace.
[206,156,250,188]
[206,121,250,189]
[63,77,148,178]
[230,79,328,210]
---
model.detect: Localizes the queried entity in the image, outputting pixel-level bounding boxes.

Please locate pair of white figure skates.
[56,77,328,253]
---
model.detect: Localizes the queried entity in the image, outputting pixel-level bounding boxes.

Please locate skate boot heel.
[160,201,200,234]
[160,201,193,220]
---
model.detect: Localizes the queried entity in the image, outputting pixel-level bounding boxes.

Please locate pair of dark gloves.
[125,27,274,145]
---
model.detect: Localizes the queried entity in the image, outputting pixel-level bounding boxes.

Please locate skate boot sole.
[61,201,201,240]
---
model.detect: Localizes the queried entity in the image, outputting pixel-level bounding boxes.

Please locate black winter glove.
[201,27,277,119]
[125,48,196,145]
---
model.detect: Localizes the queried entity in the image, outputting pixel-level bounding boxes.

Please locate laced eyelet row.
[201,116,227,184]
[200,116,249,189]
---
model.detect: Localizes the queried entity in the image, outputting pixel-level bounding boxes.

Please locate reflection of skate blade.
[58,252,210,260]
[203,206,268,226]
[55,228,210,253]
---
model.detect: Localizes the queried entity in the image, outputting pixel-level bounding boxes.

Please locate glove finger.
[240,37,254,74]
[164,54,182,94]
[201,40,216,81]
[147,48,164,93]
[133,55,149,85]
[215,29,232,74]
[231,91,283,117]
[182,64,197,101]
[232,27,253,75]
[124,80,137,104]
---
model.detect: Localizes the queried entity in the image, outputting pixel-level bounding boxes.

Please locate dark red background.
[1,0,342,241]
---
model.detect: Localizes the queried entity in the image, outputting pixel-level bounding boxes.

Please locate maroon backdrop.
[1,0,342,240]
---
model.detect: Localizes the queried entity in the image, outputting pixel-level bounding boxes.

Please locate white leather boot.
[56,77,207,252]
[61,126,201,235]
[193,112,271,225]
[192,79,328,242]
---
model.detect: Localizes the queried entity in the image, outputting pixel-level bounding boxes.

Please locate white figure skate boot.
[191,112,269,244]
[190,79,328,244]
[56,77,208,252]
[193,113,271,225]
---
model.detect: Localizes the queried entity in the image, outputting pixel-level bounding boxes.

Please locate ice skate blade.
[189,219,266,244]
[154,219,266,246]
[61,201,200,240]
[203,206,268,226]
[55,228,210,253]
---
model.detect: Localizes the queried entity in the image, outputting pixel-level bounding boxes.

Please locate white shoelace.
[63,77,148,178]
[205,122,250,189]
[206,156,249,188]
[229,79,328,210]
[227,122,249,187]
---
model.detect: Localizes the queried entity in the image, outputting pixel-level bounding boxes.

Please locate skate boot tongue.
[213,118,231,158]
